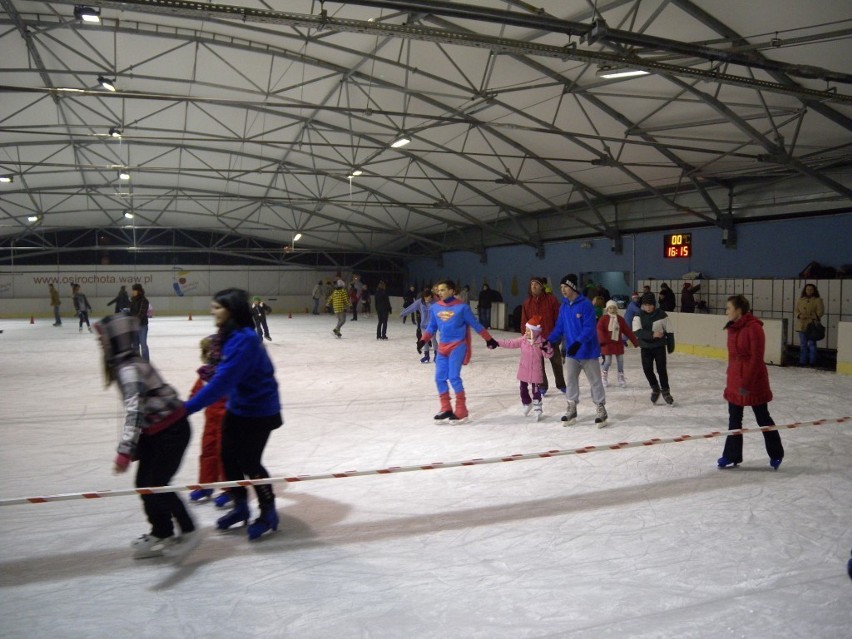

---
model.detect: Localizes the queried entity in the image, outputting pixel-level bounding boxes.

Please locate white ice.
[1,313,851,639]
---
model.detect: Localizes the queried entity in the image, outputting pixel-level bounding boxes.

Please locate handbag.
[805,319,825,342]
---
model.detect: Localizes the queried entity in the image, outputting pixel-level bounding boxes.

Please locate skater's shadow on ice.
[0,467,815,587]
[0,491,352,589]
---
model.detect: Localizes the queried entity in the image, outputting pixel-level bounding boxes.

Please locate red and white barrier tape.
[1,416,848,507]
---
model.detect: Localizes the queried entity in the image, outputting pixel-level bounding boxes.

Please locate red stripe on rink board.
[135,490,152,495]
[28,498,47,503]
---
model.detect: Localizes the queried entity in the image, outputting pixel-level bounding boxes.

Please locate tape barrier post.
[0,416,848,507]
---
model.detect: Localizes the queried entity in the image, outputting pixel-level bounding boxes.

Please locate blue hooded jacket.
[548,293,601,359]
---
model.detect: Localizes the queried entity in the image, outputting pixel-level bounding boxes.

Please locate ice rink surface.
[1,312,851,638]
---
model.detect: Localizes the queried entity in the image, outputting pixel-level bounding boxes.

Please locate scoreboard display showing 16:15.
[664,232,691,258]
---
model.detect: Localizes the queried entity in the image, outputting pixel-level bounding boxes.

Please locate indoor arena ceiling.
[1,0,851,264]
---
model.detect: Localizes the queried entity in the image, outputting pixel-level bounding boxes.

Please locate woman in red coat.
[718,295,784,470]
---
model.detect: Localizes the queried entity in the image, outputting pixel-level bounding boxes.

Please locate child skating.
[400,287,434,363]
[596,300,638,387]
[95,313,198,559]
[188,334,231,507]
[632,293,675,404]
[497,315,554,421]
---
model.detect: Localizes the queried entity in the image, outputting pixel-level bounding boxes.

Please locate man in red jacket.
[520,276,565,395]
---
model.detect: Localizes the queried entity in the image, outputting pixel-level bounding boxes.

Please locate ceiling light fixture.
[73,5,101,23]
[390,136,411,148]
[98,75,117,91]
[597,66,650,80]
[28,215,39,222]
[293,233,302,242]
[124,212,134,219]
[351,169,363,177]
[109,126,122,138]
[119,170,130,180]
[0,175,13,183]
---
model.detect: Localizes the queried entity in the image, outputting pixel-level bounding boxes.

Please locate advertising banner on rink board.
[0,266,211,298]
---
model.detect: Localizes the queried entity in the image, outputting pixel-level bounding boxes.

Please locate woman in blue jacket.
[184,288,282,541]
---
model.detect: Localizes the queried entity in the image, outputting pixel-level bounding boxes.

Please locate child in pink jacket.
[498,315,554,421]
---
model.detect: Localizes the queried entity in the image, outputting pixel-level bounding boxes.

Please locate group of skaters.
[93,276,825,561]
[387,275,787,475]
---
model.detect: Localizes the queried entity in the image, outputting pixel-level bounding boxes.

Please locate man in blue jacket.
[548,274,608,427]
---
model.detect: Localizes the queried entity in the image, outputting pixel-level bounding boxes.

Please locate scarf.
[608,313,620,341]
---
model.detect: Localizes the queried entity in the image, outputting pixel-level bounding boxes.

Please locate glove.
[416,339,425,351]
[486,338,499,350]
[566,341,581,356]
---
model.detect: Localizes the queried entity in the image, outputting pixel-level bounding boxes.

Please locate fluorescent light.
[109,126,122,138]
[597,67,650,79]
[293,233,302,242]
[119,170,130,180]
[98,75,117,91]
[28,215,39,222]
[124,212,134,219]
[390,136,411,148]
[0,176,12,183]
[351,170,363,176]
[74,5,101,23]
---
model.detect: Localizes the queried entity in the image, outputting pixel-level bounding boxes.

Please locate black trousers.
[640,347,669,391]
[722,402,784,463]
[221,412,281,506]
[538,347,566,392]
[135,418,194,538]
[254,316,270,338]
[376,310,389,338]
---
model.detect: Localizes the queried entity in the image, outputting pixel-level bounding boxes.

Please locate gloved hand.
[566,341,581,356]
[416,339,425,351]
[486,338,499,349]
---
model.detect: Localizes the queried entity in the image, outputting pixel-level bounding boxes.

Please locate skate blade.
[448,417,468,425]
[561,418,576,427]
[596,421,608,429]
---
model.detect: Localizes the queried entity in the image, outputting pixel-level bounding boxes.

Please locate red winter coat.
[723,313,772,407]
[520,292,560,339]
[596,313,638,355]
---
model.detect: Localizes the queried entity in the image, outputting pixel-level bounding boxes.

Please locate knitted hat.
[631,291,639,299]
[529,276,546,286]
[641,292,657,306]
[525,315,543,332]
[560,273,579,292]
[605,299,618,310]
[336,279,345,287]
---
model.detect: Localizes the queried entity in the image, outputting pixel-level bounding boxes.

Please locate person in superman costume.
[418,279,499,423]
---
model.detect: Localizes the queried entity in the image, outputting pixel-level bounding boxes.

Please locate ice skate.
[769,458,782,470]
[131,533,178,559]
[189,488,213,502]
[522,402,533,416]
[650,388,660,404]
[447,413,468,424]
[434,410,456,423]
[717,456,739,469]
[420,353,430,363]
[213,491,233,508]
[434,392,454,422]
[451,391,469,423]
[216,499,250,530]
[662,390,674,405]
[601,370,608,387]
[561,400,577,425]
[594,403,608,428]
[617,372,626,387]
[533,399,543,422]
[247,506,279,541]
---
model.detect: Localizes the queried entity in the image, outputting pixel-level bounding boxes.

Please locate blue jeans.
[797,331,816,365]
[136,325,150,362]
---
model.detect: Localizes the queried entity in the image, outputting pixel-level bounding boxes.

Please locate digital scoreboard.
[664,233,691,258]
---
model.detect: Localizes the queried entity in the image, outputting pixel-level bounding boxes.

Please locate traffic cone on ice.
[188,312,193,321]
[30,315,35,324]
[288,311,293,319]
